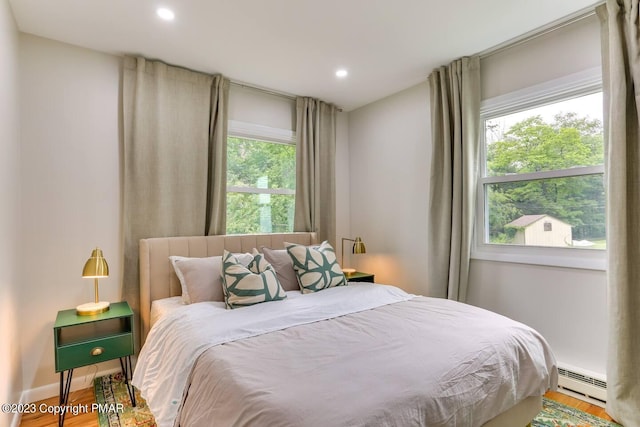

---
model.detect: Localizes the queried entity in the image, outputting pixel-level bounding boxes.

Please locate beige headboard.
[139,232,317,342]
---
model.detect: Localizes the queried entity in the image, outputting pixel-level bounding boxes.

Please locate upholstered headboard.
[138,232,317,342]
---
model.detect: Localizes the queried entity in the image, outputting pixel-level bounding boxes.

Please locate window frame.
[226,120,296,233]
[472,67,606,271]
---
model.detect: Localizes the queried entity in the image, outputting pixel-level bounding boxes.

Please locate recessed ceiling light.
[336,69,348,78]
[157,7,175,21]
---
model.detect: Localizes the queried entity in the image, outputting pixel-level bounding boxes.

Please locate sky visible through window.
[486,92,603,145]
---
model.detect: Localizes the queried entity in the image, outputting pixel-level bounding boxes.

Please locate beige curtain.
[597,2,640,424]
[206,75,230,236]
[122,57,227,343]
[294,97,338,245]
[426,56,481,301]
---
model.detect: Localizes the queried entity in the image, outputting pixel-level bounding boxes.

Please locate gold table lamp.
[76,248,110,316]
[341,236,366,274]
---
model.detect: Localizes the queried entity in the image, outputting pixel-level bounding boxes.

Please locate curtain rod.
[230,80,344,112]
[478,2,604,59]
[230,80,297,101]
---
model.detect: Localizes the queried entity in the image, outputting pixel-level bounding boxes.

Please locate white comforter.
[133,284,557,427]
[133,284,414,426]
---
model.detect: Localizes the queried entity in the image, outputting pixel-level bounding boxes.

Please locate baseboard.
[9,399,23,427]
[20,366,122,406]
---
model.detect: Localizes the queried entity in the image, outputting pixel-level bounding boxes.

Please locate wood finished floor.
[19,387,99,427]
[545,390,616,422]
[19,388,619,427]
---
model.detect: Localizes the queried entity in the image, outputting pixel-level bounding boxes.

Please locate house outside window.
[473,68,606,270]
[507,215,569,246]
[226,121,296,234]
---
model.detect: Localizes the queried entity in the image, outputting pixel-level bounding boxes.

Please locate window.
[226,121,296,234]
[475,70,605,269]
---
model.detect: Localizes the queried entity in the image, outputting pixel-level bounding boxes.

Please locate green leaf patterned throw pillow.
[285,241,347,293]
[222,249,287,309]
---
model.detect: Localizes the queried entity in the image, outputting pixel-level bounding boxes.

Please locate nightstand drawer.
[55,333,133,372]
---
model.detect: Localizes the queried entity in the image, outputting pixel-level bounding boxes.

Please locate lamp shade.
[77,247,110,315]
[82,248,109,278]
[352,237,366,254]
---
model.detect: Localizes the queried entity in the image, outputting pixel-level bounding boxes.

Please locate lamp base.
[76,301,110,316]
[341,268,356,274]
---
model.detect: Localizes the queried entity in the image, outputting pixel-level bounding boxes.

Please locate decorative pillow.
[221,249,287,309]
[261,246,301,292]
[170,253,253,304]
[285,241,347,293]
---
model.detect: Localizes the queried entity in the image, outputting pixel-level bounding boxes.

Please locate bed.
[133,232,557,427]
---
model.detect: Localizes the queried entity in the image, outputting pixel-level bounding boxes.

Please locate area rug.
[533,397,622,427]
[94,375,621,427]
[94,373,156,427]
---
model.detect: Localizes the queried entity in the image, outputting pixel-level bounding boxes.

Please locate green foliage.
[227,137,295,189]
[226,137,296,234]
[226,193,294,234]
[487,112,605,245]
[487,113,603,175]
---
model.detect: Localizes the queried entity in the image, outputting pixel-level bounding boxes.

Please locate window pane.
[227,193,295,234]
[227,137,295,190]
[227,135,296,235]
[487,175,606,249]
[485,93,603,176]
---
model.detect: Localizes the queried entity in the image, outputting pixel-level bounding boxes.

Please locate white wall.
[19,34,122,394]
[348,15,607,376]
[467,261,607,373]
[0,0,22,424]
[348,82,430,294]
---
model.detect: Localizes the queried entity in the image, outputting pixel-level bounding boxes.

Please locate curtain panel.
[426,56,481,302]
[294,97,338,245]
[206,75,230,236]
[597,2,640,424]
[122,57,228,345]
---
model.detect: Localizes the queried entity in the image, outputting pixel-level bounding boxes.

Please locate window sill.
[471,244,606,271]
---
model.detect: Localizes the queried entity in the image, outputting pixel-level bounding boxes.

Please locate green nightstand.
[53,301,135,426]
[345,271,375,283]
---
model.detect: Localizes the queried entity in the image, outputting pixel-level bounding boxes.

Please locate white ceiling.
[9,0,599,111]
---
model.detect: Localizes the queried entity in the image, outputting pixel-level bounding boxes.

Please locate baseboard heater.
[557,364,607,406]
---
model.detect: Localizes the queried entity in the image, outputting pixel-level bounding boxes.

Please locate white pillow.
[170,253,253,304]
